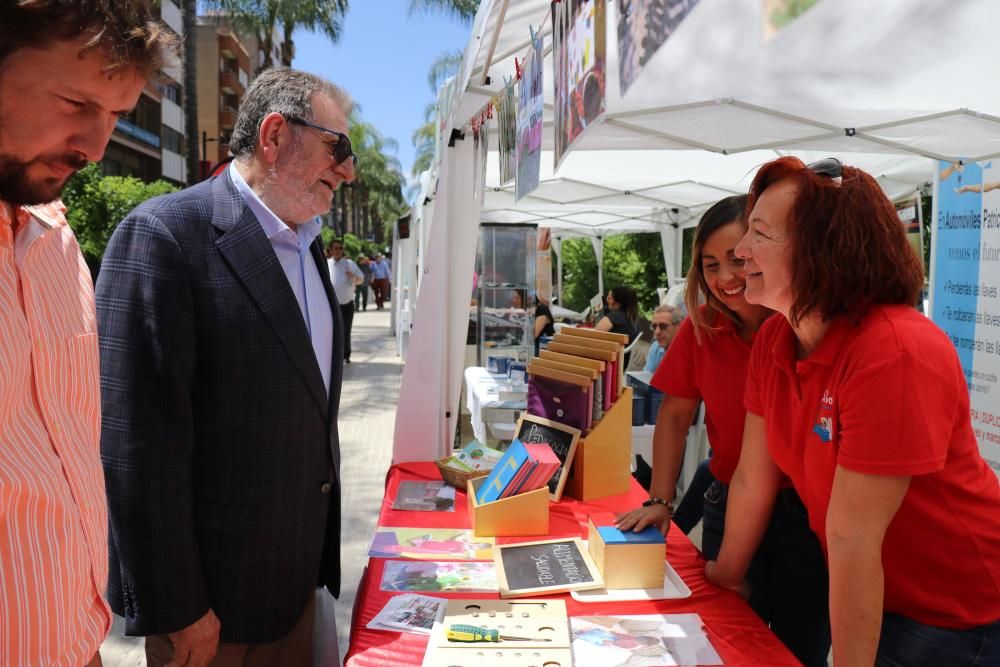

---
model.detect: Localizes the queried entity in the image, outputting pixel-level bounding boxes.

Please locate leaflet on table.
[368,528,495,560]
[438,441,505,474]
[392,481,456,512]
[380,560,498,592]
[366,593,446,635]
[570,614,722,667]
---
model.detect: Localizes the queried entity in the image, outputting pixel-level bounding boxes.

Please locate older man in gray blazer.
[97,69,356,667]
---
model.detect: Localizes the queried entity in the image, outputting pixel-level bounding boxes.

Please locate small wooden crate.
[587,516,665,590]
[435,457,488,490]
[467,477,549,537]
[565,387,633,501]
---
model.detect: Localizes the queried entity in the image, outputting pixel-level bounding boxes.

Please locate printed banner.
[617,0,700,96]
[932,160,1000,472]
[497,80,517,185]
[552,0,606,169]
[762,0,821,41]
[894,194,926,273]
[516,29,544,201]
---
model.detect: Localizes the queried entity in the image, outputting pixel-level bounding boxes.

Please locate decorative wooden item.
[493,537,604,598]
[424,599,571,667]
[587,514,666,590]
[564,387,633,501]
[467,477,549,538]
[513,414,580,502]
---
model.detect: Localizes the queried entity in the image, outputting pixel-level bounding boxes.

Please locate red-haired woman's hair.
[746,156,923,326]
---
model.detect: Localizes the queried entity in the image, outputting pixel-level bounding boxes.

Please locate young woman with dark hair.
[707,156,1000,665]
[595,285,639,365]
[617,195,831,667]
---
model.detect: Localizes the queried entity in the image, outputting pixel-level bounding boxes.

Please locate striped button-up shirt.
[0,200,110,666]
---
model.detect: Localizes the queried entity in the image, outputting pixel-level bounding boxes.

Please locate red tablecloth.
[345,462,798,666]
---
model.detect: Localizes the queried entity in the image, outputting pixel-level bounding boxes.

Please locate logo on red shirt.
[813,390,834,443]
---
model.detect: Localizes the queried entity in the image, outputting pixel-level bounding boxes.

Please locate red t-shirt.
[652,306,760,484]
[746,305,1000,628]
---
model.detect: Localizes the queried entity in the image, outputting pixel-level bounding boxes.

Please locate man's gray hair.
[654,304,685,325]
[229,68,353,159]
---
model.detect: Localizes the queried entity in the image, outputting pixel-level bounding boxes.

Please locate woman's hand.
[616,504,672,537]
[705,560,751,599]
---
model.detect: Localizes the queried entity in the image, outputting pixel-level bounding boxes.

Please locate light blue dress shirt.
[229,162,334,394]
[644,343,666,374]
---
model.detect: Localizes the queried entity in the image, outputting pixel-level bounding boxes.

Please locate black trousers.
[339,301,354,361]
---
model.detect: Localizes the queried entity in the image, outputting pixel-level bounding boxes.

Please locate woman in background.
[595,285,639,366]
[617,195,830,667]
[534,302,555,355]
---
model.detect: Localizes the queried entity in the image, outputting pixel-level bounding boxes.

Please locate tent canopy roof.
[440,0,999,235]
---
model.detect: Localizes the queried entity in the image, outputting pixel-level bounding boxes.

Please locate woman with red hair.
[707,156,1000,665]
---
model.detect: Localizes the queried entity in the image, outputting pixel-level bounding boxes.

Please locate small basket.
[435,457,489,490]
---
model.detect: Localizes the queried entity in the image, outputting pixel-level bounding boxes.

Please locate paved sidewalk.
[101,307,401,664]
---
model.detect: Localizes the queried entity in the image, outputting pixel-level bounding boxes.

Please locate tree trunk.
[281,21,295,66]
[182,0,199,183]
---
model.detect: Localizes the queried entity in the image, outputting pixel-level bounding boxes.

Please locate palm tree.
[410,49,463,180]
[207,0,348,73]
[336,116,407,243]
[408,0,479,22]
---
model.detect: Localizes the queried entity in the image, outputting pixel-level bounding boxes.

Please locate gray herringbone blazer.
[96,173,343,643]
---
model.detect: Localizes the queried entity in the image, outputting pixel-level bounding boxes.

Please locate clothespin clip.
[515,58,523,81]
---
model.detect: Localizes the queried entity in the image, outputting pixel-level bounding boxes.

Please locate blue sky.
[292,1,472,189]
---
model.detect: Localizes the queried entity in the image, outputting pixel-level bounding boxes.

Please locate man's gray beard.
[0,152,84,205]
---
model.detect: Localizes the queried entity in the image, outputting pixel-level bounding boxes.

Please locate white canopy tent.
[391,0,1000,463]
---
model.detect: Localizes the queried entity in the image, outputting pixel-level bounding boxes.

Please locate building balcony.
[219,109,237,129]
[220,69,243,95]
[161,97,184,132]
[160,0,183,36]
[115,118,161,149]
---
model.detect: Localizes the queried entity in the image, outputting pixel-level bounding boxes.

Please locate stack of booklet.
[476,438,560,503]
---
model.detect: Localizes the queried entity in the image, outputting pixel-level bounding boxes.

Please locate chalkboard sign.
[515,414,581,502]
[493,537,604,598]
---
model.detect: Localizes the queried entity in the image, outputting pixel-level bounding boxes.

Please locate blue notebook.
[476,438,530,504]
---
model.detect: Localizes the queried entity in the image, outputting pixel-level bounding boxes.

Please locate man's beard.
[0,151,88,205]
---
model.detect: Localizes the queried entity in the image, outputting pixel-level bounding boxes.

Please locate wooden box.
[587,516,666,590]
[565,387,633,501]
[467,477,549,537]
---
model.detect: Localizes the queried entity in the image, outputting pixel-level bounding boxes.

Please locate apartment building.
[102,0,187,185]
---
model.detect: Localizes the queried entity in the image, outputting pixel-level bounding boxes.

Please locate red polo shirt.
[746,305,1000,628]
[652,306,762,485]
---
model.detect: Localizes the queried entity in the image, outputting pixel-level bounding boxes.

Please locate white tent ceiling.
[394,0,999,463]
[441,0,1000,235]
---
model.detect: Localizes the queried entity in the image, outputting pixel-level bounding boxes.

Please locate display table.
[463,366,527,443]
[345,462,798,667]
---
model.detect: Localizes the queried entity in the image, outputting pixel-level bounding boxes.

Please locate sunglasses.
[285,115,357,167]
[651,322,674,330]
[807,157,842,184]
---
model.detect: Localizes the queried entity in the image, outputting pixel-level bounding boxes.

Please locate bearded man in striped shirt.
[0,3,175,665]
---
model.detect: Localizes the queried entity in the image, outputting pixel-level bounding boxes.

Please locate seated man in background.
[643,305,684,373]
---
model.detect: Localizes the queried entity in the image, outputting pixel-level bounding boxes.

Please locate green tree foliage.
[769,0,818,30]
[345,115,408,239]
[319,227,380,258]
[559,234,667,317]
[207,0,349,72]
[61,164,179,263]
[408,0,479,22]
